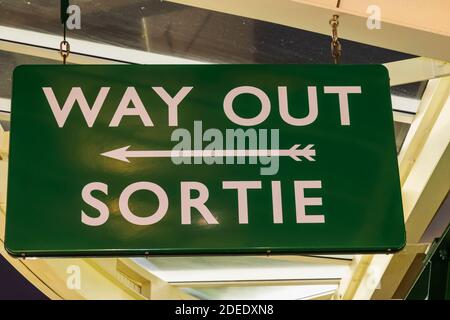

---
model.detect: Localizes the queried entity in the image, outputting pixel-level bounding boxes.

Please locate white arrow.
[101,144,315,163]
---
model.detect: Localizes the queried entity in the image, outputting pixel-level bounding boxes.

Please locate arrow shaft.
[102,144,315,162]
[127,149,299,158]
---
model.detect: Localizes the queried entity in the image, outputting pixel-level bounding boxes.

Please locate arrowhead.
[288,144,301,161]
[101,146,131,163]
[288,144,316,161]
[302,144,316,161]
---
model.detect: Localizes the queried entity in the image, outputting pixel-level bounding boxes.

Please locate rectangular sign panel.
[5,65,405,256]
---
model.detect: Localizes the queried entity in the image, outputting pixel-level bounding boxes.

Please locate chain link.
[329,14,341,64]
[59,39,70,64]
[60,7,70,65]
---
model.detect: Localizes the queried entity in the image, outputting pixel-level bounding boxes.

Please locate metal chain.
[60,2,70,64]
[329,0,342,64]
[329,14,341,64]
[60,40,70,64]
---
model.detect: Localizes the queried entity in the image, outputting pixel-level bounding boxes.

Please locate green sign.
[5,64,405,257]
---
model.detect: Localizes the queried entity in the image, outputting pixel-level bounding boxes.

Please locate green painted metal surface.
[5,64,405,257]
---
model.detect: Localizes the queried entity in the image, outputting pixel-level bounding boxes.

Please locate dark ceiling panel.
[0,254,49,300]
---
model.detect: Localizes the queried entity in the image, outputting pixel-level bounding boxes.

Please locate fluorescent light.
[391,94,421,114]
[134,257,349,282]
[184,284,338,300]
[0,98,11,113]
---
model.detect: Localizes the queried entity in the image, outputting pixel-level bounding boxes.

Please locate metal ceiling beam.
[0,25,203,65]
[334,255,372,299]
[168,0,450,61]
[385,58,450,86]
[398,78,450,185]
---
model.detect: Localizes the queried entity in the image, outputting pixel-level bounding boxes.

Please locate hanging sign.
[5,64,405,257]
